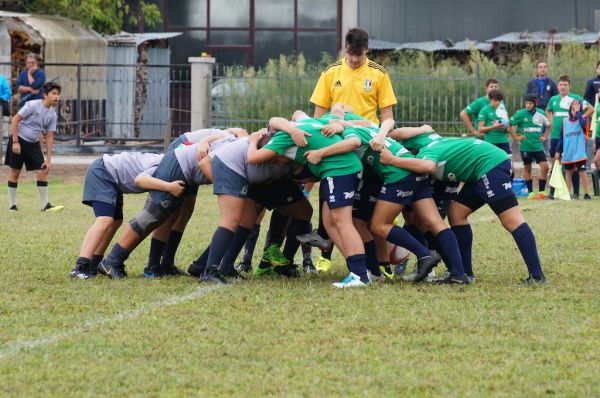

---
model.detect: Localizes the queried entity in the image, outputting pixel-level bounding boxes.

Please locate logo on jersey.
[396,190,413,198]
[364,79,373,92]
[335,80,342,87]
[343,191,355,199]
[502,182,512,190]
[329,194,336,202]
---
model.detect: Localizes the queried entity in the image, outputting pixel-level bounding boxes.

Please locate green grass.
[1,179,599,397]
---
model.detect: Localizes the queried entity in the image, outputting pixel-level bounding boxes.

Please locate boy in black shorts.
[5,81,63,212]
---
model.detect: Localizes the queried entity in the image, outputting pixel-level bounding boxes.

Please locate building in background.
[140,0,600,67]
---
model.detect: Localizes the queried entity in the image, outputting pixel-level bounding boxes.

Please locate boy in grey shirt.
[5,81,62,212]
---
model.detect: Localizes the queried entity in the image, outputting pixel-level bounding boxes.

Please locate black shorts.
[431,179,460,218]
[352,177,382,222]
[520,151,547,165]
[4,136,44,171]
[248,178,304,210]
[563,160,587,171]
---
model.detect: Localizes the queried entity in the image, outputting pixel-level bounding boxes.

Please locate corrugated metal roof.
[107,32,182,46]
[369,39,403,50]
[487,31,600,44]
[397,40,492,52]
[0,11,30,17]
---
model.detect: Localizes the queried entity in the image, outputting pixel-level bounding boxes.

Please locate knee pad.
[129,202,168,236]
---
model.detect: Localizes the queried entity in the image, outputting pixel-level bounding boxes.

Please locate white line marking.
[0,285,221,360]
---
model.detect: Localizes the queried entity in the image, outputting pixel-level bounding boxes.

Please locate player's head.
[596,60,600,75]
[345,27,369,70]
[42,81,61,105]
[524,94,537,110]
[487,89,503,107]
[536,60,548,77]
[26,53,39,69]
[485,79,499,93]
[557,75,571,94]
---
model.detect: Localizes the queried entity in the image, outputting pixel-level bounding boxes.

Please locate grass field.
[1,177,599,397]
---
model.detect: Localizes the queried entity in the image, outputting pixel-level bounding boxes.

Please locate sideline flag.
[549,160,571,201]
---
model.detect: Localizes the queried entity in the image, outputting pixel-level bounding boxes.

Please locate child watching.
[509,94,550,198]
[556,100,592,200]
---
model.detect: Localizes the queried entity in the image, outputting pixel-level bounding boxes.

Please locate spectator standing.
[16,53,46,109]
[583,61,600,107]
[525,60,558,110]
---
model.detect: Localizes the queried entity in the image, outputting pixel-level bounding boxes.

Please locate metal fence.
[1,61,594,152]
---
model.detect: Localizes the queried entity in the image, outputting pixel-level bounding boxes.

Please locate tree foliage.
[21,0,162,35]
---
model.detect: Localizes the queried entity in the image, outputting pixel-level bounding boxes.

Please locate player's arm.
[197,133,227,158]
[459,109,477,136]
[313,105,328,118]
[380,106,394,123]
[544,108,553,138]
[379,148,436,174]
[304,137,361,165]
[583,102,594,118]
[247,131,279,165]
[370,117,395,151]
[269,116,310,147]
[134,174,186,197]
[478,119,502,133]
[226,128,249,138]
[388,125,434,141]
[10,114,23,155]
[199,156,213,182]
[555,128,564,160]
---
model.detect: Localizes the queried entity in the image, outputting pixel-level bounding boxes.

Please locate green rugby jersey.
[477,104,510,144]
[342,126,413,184]
[264,119,363,179]
[509,108,549,152]
[417,138,510,183]
[463,96,490,118]
[546,93,587,139]
[401,132,444,151]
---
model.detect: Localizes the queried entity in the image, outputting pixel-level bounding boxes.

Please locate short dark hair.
[43,81,61,95]
[345,27,369,55]
[485,78,498,88]
[488,89,503,101]
[524,94,537,105]
[536,60,547,67]
[558,75,570,84]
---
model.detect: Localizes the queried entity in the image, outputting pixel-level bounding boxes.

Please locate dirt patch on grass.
[0,164,88,184]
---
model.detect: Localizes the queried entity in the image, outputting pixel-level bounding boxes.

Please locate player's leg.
[237,207,266,272]
[5,134,24,210]
[538,157,549,194]
[159,193,198,275]
[522,152,534,194]
[28,139,62,212]
[565,167,574,195]
[579,165,590,199]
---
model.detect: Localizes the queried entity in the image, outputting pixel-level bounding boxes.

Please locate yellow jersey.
[310,57,397,125]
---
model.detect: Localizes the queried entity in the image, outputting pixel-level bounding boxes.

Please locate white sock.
[37,181,48,209]
[8,183,17,207]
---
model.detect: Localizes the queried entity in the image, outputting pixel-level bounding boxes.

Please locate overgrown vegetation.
[214,43,600,134]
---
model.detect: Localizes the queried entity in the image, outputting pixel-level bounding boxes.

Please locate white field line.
[0,285,221,360]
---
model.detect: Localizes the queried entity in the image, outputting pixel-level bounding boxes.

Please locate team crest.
[364,79,373,92]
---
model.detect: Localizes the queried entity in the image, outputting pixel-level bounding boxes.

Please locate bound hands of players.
[197,142,210,159]
[168,180,186,198]
[321,122,343,137]
[369,135,385,151]
[304,149,323,165]
[420,124,434,133]
[291,127,310,147]
[249,129,267,145]
[379,148,393,165]
[515,134,526,141]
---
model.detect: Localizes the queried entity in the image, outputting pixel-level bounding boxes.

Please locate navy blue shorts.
[521,151,547,165]
[149,150,190,213]
[320,172,361,209]
[549,138,560,158]
[352,177,382,221]
[455,160,518,214]
[248,178,304,210]
[492,142,512,155]
[378,174,431,206]
[595,138,600,152]
[212,155,248,198]
[82,159,124,219]
[431,179,459,219]
[167,135,185,152]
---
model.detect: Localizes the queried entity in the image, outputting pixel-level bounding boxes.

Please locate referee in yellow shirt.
[310,27,397,125]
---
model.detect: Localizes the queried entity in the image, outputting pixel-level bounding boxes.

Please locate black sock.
[573,170,580,196]
[511,223,544,279]
[205,227,235,273]
[404,225,428,247]
[451,225,473,277]
[364,239,381,276]
[316,196,330,240]
[539,179,547,192]
[387,225,429,259]
[265,210,288,249]
[346,254,369,283]
[106,243,130,265]
[301,223,313,263]
[148,238,166,266]
[435,229,465,277]
[282,219,311,263]
[91,255,103,269]
[76,256,90,268]
[160,231,183,268]
[525,179,533,193]
[242,224,261,263]
[219,226,252,274]
[193,245,210,267]
[550,187,555,196]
